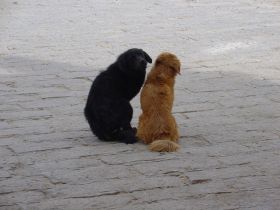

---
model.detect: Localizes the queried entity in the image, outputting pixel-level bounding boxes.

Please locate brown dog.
[137,52,181,152]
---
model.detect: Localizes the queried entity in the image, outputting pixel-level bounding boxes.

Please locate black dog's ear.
[142,50,152,63]
[117,53,127,71]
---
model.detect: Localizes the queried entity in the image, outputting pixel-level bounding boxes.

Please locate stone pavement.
[1,0,280,209]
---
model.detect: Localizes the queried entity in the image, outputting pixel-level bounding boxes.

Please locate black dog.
[84,48,152,144]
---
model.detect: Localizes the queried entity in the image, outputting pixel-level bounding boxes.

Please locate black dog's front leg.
[122,122,137,135]
[120,129,139,144]
[114,100,138,144]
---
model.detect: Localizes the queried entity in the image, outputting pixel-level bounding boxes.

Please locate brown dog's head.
[155,52,181,76]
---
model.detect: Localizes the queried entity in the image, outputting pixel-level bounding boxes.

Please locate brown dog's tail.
[149,140,180,152]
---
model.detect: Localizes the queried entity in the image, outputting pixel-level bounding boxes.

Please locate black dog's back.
[84,49,152,143]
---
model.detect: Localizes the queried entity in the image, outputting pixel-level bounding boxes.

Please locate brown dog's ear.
[155,57,162,66]
[170,62,181,75]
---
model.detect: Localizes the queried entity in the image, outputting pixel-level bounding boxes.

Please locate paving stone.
[1,0,280,209]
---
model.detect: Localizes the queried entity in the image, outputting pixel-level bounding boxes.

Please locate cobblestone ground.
[1,0,280,209]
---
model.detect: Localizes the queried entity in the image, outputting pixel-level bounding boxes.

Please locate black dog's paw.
[124,137,138,144]
[120,129,139,144]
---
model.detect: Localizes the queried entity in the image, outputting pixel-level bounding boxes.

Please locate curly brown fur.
[137,52,181,152]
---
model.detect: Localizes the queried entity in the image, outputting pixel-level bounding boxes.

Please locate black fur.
[84,48,152,144]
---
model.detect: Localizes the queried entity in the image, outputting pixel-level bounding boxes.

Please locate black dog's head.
[117,48,152,75]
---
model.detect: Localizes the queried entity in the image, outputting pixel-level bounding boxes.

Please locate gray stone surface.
[1,0,280,209]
